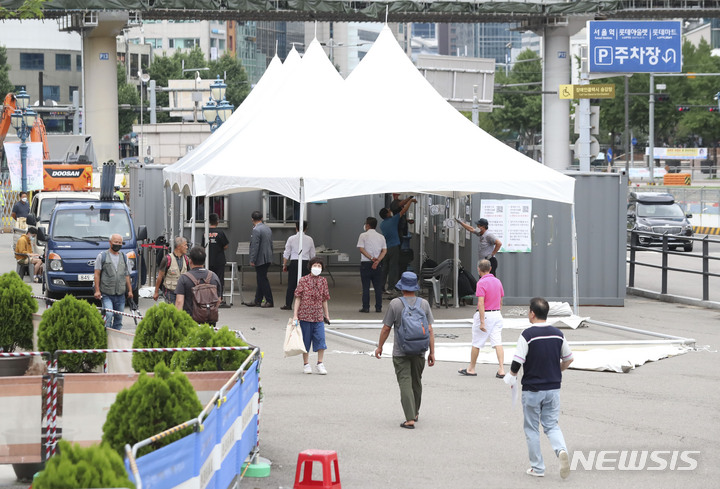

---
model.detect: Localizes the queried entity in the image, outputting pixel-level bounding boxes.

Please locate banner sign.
[645,147,707,160]
[3,142,44,191]
[480,199,532,253]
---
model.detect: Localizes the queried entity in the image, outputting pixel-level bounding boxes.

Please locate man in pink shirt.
[458,259,505,377]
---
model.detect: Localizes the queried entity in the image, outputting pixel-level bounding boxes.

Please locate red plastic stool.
[293,449,341,489]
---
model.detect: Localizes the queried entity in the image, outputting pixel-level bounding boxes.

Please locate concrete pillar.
[542,27,572,170]
[82,13,128,165]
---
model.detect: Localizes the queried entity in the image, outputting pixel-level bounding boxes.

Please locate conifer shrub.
[0,270,38,352]
[32,440,134,489]
[102,362,202,456]
[131,302,196,372]
[37,295,106,372]
[171,325,251,372]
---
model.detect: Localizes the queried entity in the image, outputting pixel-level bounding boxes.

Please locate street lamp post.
[10,89,38,193]
[138,71,150,162]
[202,76,234,133]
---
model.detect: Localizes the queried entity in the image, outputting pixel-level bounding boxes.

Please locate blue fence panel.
[238,361,259,466]
[197,407,219,489]
[129,432,198,489]
[215,380,242,489]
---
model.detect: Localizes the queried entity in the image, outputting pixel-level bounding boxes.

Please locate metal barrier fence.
[627,230,720,302]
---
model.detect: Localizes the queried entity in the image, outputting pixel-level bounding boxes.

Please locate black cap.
[476,218,489,228]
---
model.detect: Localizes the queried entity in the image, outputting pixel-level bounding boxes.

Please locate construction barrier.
[693,226,720,236]
[662,173,691,185]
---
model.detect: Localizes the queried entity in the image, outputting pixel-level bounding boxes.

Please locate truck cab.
[38,201,147,300]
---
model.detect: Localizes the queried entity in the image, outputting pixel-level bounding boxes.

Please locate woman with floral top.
[292,256,331,375]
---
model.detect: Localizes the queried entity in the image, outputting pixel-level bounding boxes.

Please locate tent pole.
[571,202,579,315]
[190,195,197,247]
[453,194,460,308]
[163,186,169,241]
[204,197,210,268]
[297,178,305,287]
[418,194,425,272]
[170,192,175,245]
[179,190,186,242]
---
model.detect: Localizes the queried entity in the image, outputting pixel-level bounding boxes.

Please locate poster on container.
[480,199,532,252]
[3,142,44,191]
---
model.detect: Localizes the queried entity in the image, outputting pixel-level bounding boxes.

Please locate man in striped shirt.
[507,297,574,479]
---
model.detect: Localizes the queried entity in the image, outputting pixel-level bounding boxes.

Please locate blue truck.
[37,164,147,300]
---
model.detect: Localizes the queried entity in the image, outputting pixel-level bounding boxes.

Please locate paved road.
[1,231,718,489]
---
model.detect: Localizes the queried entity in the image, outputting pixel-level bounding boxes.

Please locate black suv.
[627,192,694,251]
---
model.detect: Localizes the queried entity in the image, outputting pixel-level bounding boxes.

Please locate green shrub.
[171,325,251,372]
[102,362,202,456]
[32,439,134,489]
[0,271,38,352]
[132,302,196,372]
[37,295,106,372]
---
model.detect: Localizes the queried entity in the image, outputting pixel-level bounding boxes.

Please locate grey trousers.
[393,354,426,422]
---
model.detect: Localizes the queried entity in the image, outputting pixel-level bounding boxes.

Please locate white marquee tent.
[162,25,578,307]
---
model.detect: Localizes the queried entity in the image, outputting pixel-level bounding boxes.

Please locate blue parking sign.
[588,21,682,73]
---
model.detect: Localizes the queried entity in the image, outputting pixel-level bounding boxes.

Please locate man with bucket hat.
[375,272,435,429]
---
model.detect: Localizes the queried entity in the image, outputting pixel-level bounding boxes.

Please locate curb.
[693,226,720,235]
[627,287,720,310]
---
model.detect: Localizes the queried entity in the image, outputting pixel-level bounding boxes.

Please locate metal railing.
[627,230,720,301]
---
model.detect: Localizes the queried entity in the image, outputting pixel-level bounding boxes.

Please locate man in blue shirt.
[379,196,416,295]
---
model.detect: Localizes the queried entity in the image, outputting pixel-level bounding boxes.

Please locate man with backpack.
[94,234,133,330]
[174,246,222,325]
[153,237,189,304]
[374,271,435,429]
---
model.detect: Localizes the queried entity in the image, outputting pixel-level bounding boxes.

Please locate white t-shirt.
[357,229,387,262]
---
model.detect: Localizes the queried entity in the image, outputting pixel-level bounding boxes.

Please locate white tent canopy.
[166,26,574,206]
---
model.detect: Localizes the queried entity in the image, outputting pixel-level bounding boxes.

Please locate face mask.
[363,225,367,232]
[111,243,122,252]
[21,197,27,203]
[311,266,322,276]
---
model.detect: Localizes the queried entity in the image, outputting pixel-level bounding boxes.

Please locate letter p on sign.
[595,46,612,65]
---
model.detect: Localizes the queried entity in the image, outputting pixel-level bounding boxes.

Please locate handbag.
[283,318,307,357]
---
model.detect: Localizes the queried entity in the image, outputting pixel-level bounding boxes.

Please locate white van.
[30,191,100,229]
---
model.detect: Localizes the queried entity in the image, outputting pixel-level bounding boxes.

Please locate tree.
[0,0,46,19]
[117,62,140,138]
[483,49,542,152]
[0,45,14,95]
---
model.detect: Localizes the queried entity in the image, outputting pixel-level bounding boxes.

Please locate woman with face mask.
[292,257,331,375]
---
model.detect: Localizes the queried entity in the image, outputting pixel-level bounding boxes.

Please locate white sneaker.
[315,363,327,375]
[526,468,544,477]
[559,450,570,479]
[303,364,312,374]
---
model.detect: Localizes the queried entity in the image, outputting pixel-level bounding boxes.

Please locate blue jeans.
[299,320,327,353]
[522,389,567,474]
[360,261,383,311]
[102,294,126,330]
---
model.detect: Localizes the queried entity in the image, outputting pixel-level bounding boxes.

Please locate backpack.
[187,271,219,324]
[396,297,430,355]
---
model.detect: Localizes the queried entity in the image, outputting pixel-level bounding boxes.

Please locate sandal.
[400,421,415,429]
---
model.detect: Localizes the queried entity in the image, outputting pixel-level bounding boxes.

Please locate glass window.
[185,196,229,224]
[219,39,226,50]
[52,209,131,241]
[68,86,78,100]
[146,38,162,49]
[55,53,71,71]
[169,38,200,49]
[263,191,299,224]
[76,54,82,71]
[141,54,149,72]
[43,86,60,103]
[20,53,44,70]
